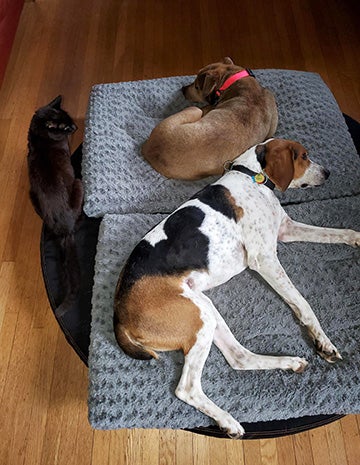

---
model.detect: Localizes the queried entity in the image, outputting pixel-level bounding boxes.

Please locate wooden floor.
[0,0,359,464]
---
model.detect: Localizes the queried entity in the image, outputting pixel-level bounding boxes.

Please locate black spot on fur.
[119,206,209,295]
[192,184,238,221]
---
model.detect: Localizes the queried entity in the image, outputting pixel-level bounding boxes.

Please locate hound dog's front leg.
[279,216,360,246]
[247,252,342,363]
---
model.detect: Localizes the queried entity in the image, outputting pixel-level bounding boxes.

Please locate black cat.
[27,95,83,317]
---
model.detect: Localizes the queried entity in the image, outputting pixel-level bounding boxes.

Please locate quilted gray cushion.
[82,70,360,217]
[88,196,360,429]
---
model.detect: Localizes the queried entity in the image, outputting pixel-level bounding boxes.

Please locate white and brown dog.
[114,138,359,438]
[142,57,278,180]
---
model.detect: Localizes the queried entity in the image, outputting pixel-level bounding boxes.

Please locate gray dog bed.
[89,197,360,430]
[84,70,360,432]
[82,70,360,217]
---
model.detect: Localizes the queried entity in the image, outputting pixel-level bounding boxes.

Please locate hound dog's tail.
[113,313,158,360]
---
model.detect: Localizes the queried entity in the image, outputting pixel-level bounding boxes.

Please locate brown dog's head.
[255,139,330,192]
[182,57,243,104]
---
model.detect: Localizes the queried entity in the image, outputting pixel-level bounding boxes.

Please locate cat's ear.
[48,95,62,109]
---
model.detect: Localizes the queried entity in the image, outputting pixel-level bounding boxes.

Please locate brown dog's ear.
[197,72,219,103]
[262,142,295,192]
[222,57,234,65]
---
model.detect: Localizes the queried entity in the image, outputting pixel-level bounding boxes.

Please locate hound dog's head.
[182,57,245,104]
[255,139,330,192]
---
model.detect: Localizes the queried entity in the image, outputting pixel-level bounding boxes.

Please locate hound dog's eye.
[302,153,308,160]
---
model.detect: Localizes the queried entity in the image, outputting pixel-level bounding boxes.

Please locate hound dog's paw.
[218,414,245,439]
[314,339,342,363]
[346,230,360,247]
[288,357,308,373]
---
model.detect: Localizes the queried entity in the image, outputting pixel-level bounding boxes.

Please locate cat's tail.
[55,233,81,318]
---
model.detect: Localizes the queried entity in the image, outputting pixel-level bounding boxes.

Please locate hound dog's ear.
[260,140,295,192]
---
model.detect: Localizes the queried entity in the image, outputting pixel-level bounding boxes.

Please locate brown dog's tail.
[113,312,158,360]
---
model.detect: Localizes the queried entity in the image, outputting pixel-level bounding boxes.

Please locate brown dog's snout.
[182,84,192,97]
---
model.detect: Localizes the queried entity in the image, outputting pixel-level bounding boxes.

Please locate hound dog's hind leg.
[197,293,308,372]
[175,290,245,438]
[247,251,342,363]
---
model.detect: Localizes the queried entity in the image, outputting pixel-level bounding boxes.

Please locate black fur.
[118,206,209,296]
[192,184,238,221]
[27,96,83,317]
[255,144,267,168]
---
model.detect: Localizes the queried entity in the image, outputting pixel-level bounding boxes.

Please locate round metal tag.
[254,173,266,184]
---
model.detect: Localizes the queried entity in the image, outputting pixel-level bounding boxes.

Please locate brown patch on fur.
[114,274,204,359]
[262,139,310,191]
[293,149,311,179]
[224,190,244,222]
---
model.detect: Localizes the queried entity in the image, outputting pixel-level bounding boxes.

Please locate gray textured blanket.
[89,197,360,430]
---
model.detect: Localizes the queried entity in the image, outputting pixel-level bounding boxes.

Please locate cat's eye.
[59,123,66,130]
[45,121,57,129]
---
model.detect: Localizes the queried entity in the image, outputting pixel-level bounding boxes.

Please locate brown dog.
[142,57,278,180]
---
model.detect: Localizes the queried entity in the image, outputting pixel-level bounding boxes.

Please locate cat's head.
[30,96,77,140]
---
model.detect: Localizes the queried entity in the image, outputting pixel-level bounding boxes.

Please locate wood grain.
[0,1,359,464]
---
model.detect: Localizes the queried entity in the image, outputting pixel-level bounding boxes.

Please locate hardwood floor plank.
[192,433,210,465]
[0,311,18,404]
[243,439,262,465]
[293,431,314,465]
[0,122,28,262]
[5,327,44,465]
[276,435,296,465]
[209,436,229,465]
[175,430,194,465]
[128,429,143,465]
[0,261,15,333]
[341,416,360,465]
[72,380,95,465]
[22,321,58,465]
[225,437,245,465]
[108,430,130,465]
[326,421,350,465]
[39,333,74,465]
[260,438,279,465]
[310,425,331,465]
[55,352,91,465]
[92,431,111,465]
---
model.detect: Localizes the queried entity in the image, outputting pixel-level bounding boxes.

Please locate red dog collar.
[215,68,255,97]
